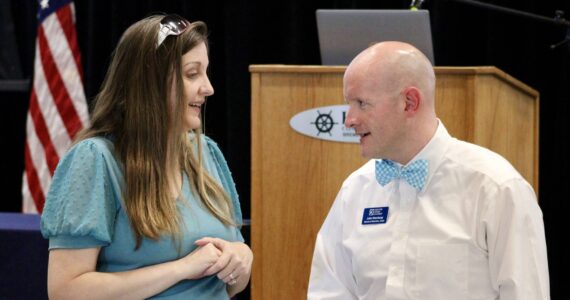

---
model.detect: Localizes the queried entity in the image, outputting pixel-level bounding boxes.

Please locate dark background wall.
[1,0,568,298]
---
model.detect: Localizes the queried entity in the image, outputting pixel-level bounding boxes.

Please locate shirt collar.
[404,119,451,189]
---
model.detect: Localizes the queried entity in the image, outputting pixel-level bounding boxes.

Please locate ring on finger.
[229,279,237,285]
[229,273,235,280]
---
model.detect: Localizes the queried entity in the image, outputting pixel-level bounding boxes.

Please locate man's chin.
[359,147,374,159]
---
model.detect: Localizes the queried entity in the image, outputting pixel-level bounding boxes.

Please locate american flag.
[22,0,89,213]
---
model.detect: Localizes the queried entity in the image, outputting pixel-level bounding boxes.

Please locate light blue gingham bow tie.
[375,159,429,190]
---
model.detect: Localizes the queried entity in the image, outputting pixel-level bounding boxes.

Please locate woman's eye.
[186,72,198,79]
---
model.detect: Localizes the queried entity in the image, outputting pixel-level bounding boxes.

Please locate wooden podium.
[250,65,539,300]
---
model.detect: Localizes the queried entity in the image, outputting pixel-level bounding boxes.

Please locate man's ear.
[403,87,421,114]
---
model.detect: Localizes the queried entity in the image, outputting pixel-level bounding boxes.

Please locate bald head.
[343,41,438,163]
[346,41,436,108]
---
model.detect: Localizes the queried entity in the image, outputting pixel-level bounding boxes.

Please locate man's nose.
[344,109,357,128]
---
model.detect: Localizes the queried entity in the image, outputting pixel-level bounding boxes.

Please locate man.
[307,41,549,299]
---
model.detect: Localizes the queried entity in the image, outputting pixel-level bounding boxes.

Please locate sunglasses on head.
[156,14,190,48]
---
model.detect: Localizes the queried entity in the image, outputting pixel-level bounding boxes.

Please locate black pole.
[445,0,570,49]
[446,0,570,27]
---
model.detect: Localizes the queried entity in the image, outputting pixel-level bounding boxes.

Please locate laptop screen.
[316,9,435,66]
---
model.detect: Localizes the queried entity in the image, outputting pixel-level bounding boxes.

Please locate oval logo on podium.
[289,105,359,143]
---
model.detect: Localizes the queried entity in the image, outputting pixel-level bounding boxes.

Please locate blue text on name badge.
[362,207,389,225]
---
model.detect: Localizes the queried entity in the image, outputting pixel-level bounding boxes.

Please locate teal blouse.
[41,135,244,299]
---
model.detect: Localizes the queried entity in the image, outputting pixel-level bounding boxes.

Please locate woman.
[41,14,252,299]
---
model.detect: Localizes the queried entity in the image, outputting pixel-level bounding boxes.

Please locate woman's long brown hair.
[75,15,235,248]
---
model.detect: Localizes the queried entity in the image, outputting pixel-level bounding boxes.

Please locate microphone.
[410,0,425,10]
[550,11,570,50]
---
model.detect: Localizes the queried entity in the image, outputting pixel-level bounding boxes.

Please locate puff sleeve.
[41,138,121,250]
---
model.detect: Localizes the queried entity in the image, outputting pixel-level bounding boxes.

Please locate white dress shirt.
[308,122,549,300]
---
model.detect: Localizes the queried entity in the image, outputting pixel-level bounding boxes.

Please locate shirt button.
[395,232,407,241]
[393,266,402,277]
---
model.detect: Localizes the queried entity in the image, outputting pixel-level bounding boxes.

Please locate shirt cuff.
[49,235,109,250]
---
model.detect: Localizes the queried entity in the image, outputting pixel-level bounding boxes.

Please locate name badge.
[362,207,389,225]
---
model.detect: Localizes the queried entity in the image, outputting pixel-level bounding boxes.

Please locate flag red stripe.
[38,25,83,139]
[56,4,84,81]
[24,1,88,213]
[24,142,46,213]
[29,90,61,174]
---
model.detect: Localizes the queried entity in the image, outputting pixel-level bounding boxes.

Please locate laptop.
[316,9,435,65]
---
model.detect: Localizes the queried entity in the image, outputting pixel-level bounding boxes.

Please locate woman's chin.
[183,118,202,132]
